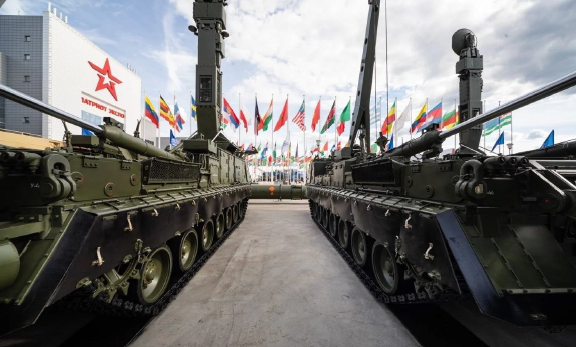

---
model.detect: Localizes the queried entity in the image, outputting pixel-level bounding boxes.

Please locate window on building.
[24,35,31,42]
[24,54,31,60]
[23,75,31,82]
[23,117,30,124]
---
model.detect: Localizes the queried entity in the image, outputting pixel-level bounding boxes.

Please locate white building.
[0,3,148,143]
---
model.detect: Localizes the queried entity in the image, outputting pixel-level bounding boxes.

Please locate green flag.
[336,101,351,135]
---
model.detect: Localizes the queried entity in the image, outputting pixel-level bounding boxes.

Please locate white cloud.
[166,0,576,155]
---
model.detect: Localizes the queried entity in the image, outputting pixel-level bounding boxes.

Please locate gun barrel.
[439,70,576,140]
[0,83,102,134]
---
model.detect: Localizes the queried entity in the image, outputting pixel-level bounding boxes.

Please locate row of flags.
[143,93,554,155]
[144,94,196,134]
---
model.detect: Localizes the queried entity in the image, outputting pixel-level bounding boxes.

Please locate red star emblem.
[88,58,122,101]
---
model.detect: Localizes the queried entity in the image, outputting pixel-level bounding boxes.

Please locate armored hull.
[307,154,576,326]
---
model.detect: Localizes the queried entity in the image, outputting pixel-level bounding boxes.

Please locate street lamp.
[506,143,513,154]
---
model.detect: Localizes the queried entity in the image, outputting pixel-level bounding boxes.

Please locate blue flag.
[170,129,179,147]
[82,128,94,136]
[540,130,554,149]
[387,134,394,151]
[191,95,197,120]
[491,132,504,152]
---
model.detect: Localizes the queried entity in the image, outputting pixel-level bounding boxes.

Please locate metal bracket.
[92,247,104,266]
[124,214,133,232]
[152,208,159,216]
[424,243,435,260]
[175,203,181,210]
[385,209,390,217]
[404,214,412,229]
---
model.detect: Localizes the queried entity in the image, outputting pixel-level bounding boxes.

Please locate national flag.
[260,98,274,131]
[295,143,299,158]
[257,142,262,152]
[174,102,186,132]
[274,98,289,132]
[483,113,512,136]
[239,98,250,131]
[255,96,262,135]
[170,129,179,147]
[220,113,229,129]
[337,141,341,150]
[223,98,240,131]
[393,100,410,135]
[282,133,290,154]
[322,141,328,152]
[426,102,442,126]
[491,132,504,152]
[191,95,197,120]
[320,101,336,134]
[541,130,554,149]
[311,99,321,132]
[330,144,336,152]
[160,96,175,127]
[292,99,306,131]
[144,96,159,128]
[387,134,394,151]
[273,142,277,159]
[370,143,378,153]
[440,110,459,130]
[410,102,428,134]
[336,100,351,136]
[381,100,396,136]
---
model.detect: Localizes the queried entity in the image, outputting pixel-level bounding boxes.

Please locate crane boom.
[348,0,381,154]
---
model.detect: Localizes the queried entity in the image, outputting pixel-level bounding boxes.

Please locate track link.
[59,201,249,318]
[308,201,463,306]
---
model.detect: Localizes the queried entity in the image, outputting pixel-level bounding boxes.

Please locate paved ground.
[131,201,419,347]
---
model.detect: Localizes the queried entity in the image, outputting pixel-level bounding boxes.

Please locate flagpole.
[334,96,337,151]
[238,92,241,147]
[158,91,161,148]
[189,91,193,137]
[271,94,274,183]
[454,98,457,149]
[303,94,306,183]
[409,97,413,140]
[498,101,502,154]
[287,93,290,183]
[510,110,514,154]
[483,100,486,151]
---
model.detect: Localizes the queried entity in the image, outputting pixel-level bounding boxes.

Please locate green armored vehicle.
[307,0,576,326]
[0,0,249,334]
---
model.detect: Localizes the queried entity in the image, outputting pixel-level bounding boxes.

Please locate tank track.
[308,200,465,305]
[58,201,249,317]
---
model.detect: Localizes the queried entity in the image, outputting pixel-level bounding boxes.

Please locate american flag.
[292,100,306,131]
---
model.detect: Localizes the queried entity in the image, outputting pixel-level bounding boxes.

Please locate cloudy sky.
[2,0,576,154]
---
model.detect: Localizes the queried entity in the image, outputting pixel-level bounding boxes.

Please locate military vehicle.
[0,0,250,334]
[307,0,576,326]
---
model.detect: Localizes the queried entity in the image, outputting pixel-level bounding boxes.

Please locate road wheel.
[338,220,351,249]
[239,200,246,218]
[372,242,401,294]
[224,207,233,230]
[168,229,198,274]
[132,245,172,306]
[232,203,239,223]
[351,228,373,268]
[322,208,330,229]
[215,213,225,239]
[200,219,215,252]
[329,213,338,238]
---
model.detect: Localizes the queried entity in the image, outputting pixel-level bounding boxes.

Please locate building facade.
[0,7,144,141]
